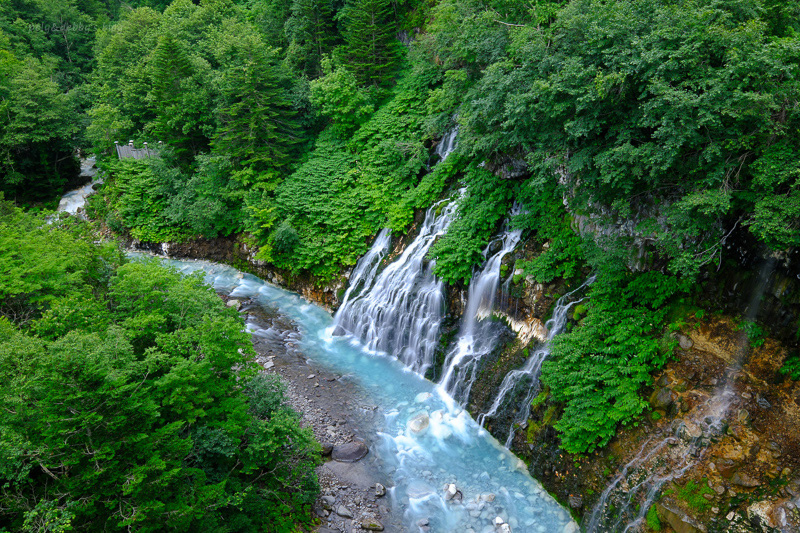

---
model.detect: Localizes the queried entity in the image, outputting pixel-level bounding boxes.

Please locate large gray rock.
[320,495,335,510]
[331,441,368,463]
[656,501,707,533]
[731,471,761,488]
[336,505,353,518]
[651,387,678,410]
[360,516,384,531]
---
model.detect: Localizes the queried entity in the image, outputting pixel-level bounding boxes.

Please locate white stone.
[562,522,579,533]
[415,392,432,403]
[408,413,430,434]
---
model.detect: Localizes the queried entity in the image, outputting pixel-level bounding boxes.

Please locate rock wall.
[126,235,346,311]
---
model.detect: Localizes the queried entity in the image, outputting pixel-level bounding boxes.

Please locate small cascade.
[435,125,459,161]
[584,394,729,533]
[587,256,777,532]
[478,275,595,444]
[332,194,462,374]
[338,228,392,310]
[438,217,523,404]
[57,157,103,216]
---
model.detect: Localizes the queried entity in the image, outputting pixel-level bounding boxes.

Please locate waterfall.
[337,228,392,310]
[435,125,459,161]
[332,194,461,374]
[331,127,461,375]
[478,275,594,438]
[438,217,523,404]
[586,256,777,532]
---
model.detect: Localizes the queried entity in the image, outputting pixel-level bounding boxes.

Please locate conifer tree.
[284,0,338,78]
[147,33,208,157]
[213,33,299,185]
[340,0,400,87]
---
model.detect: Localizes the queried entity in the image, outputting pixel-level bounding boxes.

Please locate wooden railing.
[115,140,162,160]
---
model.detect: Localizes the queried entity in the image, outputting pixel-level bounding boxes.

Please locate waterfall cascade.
[586,257,777,532]
[435,125,459,162]
[438,219,523,404]
[331,127,461,374]
[478,274,595,445]
[332,196,460,374]
[337,228,392,311]
[57,157,102,216]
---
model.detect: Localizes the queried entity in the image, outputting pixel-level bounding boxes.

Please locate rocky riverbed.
[233,296,403,533]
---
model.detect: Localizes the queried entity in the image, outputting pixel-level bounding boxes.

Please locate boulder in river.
[336,505,353,518]
[408,413,430,434]
[331,441,369,462]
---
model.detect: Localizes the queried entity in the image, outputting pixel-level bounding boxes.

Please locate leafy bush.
[0,212,320,531]
[646,504,662,531]
[780,352,800,381]
[541,267,687,453]
[428,164,515,284]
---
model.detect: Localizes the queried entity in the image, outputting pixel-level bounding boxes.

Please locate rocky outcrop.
[126,235,346,310]
[656,500,707,533]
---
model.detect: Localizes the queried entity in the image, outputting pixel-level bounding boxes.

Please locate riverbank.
[236,296,402,532]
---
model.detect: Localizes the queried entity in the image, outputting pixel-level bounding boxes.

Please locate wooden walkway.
[115,140,161,160]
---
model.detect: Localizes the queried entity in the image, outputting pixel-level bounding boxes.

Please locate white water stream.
[438,218,523,405]
[332,195,461,375]
[57,157,102,215]
[479,275,595,446]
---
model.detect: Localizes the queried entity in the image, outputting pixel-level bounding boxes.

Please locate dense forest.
[2,0,800,530]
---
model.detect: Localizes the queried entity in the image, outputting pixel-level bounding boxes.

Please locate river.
[131,254,577,533]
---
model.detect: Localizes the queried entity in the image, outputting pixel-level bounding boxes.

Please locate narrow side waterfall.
[478,275,595,445]
[438,221,523,405]
[337,228,392,310]
[332,195,461,374]
[586,257,777,532]
[435,125,459,161]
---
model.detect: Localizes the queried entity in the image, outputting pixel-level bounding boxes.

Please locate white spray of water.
[478,275,595,446]
[438,212,523,404]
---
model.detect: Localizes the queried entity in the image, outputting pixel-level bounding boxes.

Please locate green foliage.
[93,157,191,242]
[284,0,338,77]
[0,54,80,202]
[0,213,320,531]
[428,164,515,284]
[674,479,715,513]
[541,267,687,453]
[458,0,800,269]
[212,29,300,178]
[646,504,662,531]
[735,319,767,348]
[515,176,585,283]
[0,200,121,326]
[780,352,800,381]
[339,0,402,87]
[273,63,442,278]
[310,58,375,135]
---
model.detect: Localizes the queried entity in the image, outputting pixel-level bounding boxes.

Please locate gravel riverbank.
[236,297,405,533]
